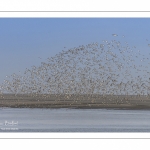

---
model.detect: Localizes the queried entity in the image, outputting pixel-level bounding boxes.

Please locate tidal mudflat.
[1,108,150,132]
[0,94,150,109]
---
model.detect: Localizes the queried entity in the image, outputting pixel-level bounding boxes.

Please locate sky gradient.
[0,18,150,84]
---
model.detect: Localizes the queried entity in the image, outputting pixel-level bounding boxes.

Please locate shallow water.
[0,108,150,132]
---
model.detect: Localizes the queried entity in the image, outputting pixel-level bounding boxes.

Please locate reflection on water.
[0,108,150,132]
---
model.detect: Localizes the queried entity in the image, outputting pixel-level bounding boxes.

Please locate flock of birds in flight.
[0,34,150,101]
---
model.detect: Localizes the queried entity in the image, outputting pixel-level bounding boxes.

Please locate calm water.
[0,108,150,132]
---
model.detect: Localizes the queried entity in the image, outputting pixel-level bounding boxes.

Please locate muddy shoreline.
[0,94,150,109]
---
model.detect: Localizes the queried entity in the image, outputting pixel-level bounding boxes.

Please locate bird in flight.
[112,34,118,37]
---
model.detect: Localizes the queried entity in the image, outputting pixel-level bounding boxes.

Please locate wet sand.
[0,94,150,109]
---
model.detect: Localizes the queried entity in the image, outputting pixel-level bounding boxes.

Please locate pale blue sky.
[0,18,150,84]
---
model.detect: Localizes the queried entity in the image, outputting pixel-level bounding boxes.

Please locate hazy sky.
[0,18,150,84]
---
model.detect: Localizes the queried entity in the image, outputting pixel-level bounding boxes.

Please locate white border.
[1,138,149,150]
[0,133,150,138]
[0,0,149,11]
[0,12,150,18]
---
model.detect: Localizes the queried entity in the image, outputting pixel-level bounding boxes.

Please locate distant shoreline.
[0,94,150,110]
